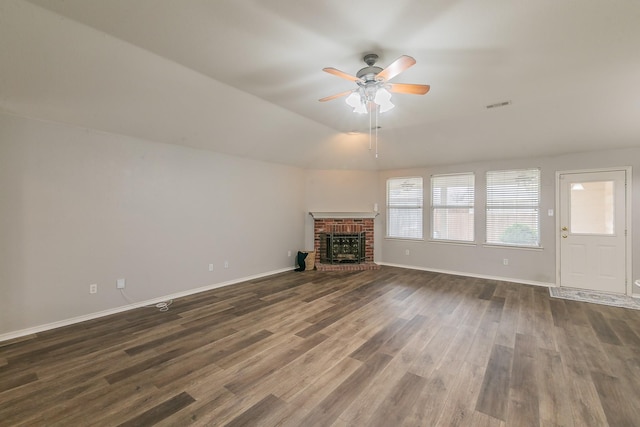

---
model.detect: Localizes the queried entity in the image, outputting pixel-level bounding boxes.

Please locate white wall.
[378,148,639,290]
[0,113,306,336]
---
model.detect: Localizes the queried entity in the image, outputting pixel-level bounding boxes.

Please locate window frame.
[485,168,541,248]
[386,176,424,240]
[430,172,475,243]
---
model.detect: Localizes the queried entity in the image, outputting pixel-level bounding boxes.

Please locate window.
[570,181,615,235]
[431,173,475,242]
[486,168,540,247]
[387,177,423,239]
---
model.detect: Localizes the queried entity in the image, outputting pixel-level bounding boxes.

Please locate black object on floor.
[295,251,307,272]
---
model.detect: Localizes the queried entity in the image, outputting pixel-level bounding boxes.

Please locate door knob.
[561,226,568,231]
[562,234,568,238]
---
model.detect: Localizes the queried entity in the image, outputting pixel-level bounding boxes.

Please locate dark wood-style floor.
[2,266,640,426]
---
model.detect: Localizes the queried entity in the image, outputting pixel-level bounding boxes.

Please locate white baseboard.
[0,264,558,343]
[0,267,294,343]
[378,262,555,288]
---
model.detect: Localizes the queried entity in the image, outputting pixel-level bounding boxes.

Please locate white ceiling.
[2,0,640,170]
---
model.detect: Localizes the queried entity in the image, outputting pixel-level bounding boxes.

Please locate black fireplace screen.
[320,224,365,264]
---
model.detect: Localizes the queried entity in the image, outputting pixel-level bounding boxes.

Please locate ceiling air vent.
[486,101,512,109]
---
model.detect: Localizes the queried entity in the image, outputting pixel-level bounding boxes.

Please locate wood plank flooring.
[2,266,640,426]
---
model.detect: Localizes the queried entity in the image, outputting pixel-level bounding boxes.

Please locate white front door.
[559,170,627,293]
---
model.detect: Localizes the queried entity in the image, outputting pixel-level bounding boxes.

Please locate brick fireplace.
[310,212,380,272]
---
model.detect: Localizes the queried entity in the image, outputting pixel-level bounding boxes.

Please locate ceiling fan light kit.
[344,86,394,114]
[320,54,430,158]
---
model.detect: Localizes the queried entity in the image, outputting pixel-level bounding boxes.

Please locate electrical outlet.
[116,278,126,289]
[89,284,97,294]
[224,260,229,269]
[503,259,509,266]
[405,249,410,255]
[209,263,214,272]
[288,250,291,257]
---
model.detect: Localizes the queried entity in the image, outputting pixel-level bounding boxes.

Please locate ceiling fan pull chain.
[369,104,373,151]
[375,107,379,159]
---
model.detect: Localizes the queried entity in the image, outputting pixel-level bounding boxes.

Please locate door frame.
[555,166,633,294]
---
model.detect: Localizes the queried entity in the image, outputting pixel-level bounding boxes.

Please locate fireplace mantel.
[309,212,378,219]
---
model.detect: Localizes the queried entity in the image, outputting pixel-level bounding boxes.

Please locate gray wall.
[0,113,306,336]
[2,110,638,338]
[378,148,639,291]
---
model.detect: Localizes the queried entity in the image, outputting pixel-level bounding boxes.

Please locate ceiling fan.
[319,53,430,113]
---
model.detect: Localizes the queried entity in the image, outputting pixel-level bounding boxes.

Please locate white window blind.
[431,173,475,242]
[387,177,423,239]
[486,169,540,247]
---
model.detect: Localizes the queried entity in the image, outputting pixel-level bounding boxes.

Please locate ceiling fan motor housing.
[357,53,383,81]
[357,66,383,81]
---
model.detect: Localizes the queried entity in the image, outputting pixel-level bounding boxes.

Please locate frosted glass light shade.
[374,88,391,104]
[378,100,395,113]
[346,91,367,114]
[353,102,367,114]
[374,88,394,113]
[345,92,361,108]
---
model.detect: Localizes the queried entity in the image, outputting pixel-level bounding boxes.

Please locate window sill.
[482,244,544,251]
[428,240,477,247]
[385,237,425,242]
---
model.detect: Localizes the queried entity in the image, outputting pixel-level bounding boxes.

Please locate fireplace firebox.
[320,224,365,264]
